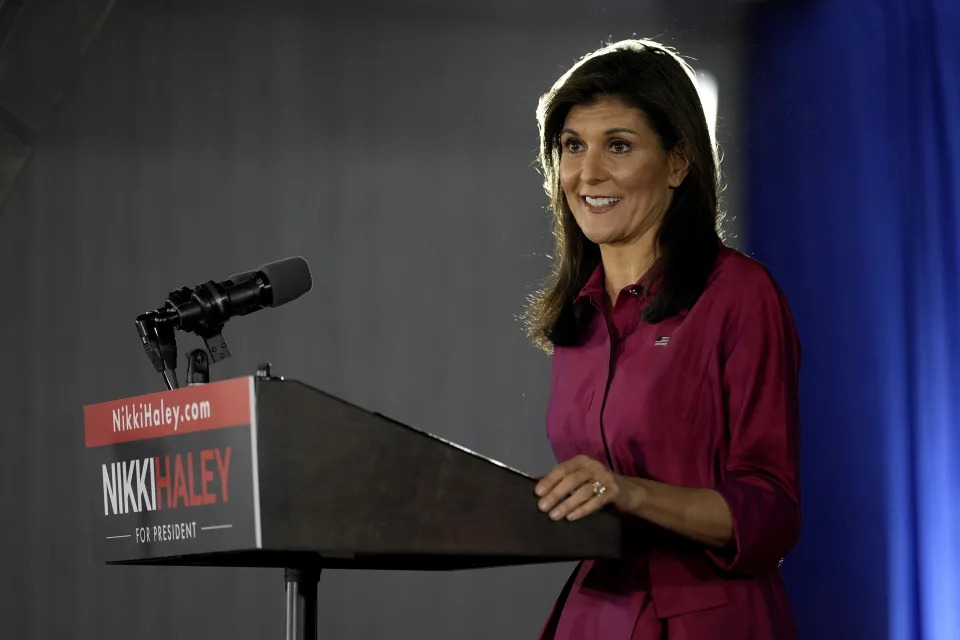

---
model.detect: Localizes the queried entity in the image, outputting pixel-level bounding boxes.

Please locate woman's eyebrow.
[560,127,639,136]
[603,127,639,135]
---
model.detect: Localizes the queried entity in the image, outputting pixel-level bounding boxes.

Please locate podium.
[84,372,625,639]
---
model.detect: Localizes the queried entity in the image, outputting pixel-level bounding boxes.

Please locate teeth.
[585,196,620,207]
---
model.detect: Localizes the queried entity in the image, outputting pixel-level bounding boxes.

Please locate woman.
[526,40,801,639]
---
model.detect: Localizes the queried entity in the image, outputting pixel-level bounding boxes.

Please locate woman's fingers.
[547,481,599,520]
[537,467,592,512]
[535,455,590,497]
[534,455,622,521]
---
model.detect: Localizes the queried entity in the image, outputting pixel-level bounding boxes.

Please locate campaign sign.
[84,377,261,562]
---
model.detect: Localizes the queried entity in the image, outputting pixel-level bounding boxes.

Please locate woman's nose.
[580,148,607,183]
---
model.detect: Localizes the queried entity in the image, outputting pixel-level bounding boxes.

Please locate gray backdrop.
[0,1,746,637]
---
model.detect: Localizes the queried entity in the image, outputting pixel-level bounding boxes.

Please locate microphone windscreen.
[258,256,313,306]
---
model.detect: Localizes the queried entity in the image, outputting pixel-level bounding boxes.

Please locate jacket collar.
[575,260,665,309]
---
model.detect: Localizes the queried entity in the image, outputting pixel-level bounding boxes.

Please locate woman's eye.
[610,139,631,153]
[562,139,584,153]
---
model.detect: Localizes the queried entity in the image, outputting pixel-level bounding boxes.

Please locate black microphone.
[164,256,312,334]
[135,257,312,387]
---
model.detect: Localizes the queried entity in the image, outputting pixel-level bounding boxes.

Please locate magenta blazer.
[541,247,801,639]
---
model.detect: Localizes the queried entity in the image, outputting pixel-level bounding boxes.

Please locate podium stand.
[84,374,625,639]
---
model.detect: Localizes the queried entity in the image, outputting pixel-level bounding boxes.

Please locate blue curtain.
[745,1,960,639]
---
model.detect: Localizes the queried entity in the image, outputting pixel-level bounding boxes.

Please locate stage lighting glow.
[694,69,719,146]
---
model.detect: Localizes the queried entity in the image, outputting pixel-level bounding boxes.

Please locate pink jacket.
[541,247,801,639]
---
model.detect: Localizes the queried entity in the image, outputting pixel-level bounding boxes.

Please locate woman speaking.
[527,40,802,639]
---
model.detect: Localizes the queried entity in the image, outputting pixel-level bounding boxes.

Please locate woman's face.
[558,96,688,250]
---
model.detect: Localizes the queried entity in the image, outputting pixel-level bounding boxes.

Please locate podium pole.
[285,567,320,640]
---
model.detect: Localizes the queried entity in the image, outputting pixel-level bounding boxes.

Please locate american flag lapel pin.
[654,336,671,346]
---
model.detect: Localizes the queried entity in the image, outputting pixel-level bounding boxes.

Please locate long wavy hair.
[525,39,724,353]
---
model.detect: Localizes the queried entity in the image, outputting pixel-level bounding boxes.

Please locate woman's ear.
[667,142,691,189]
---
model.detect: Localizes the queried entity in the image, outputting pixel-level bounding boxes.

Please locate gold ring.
[592,481,607,497]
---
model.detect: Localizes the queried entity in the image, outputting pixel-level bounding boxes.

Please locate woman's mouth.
[582,195,621,213]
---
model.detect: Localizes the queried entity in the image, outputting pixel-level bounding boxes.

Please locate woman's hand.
[534,456,735,550]
[534,455,633,521]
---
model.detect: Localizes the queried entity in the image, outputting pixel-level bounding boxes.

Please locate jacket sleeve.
[705,274,802,575]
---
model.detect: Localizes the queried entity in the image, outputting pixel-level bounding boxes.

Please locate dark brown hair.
[525,39,723,352]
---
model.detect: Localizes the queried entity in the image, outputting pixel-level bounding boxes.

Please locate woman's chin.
[582,229,622,246]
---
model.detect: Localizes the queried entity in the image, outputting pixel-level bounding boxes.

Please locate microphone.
[135,257,312,387]
[164,256,312,334]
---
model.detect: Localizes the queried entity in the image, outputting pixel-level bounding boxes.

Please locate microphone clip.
[166,285,233,365]
[136,285,235,392]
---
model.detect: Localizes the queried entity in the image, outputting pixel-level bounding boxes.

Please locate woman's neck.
[599,239,657,304]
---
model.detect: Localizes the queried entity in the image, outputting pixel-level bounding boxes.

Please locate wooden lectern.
[84,369,625,639]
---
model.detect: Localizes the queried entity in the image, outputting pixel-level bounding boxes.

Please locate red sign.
[84,377,253,448]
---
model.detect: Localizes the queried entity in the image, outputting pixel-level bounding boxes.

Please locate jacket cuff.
[704,475,798,575]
